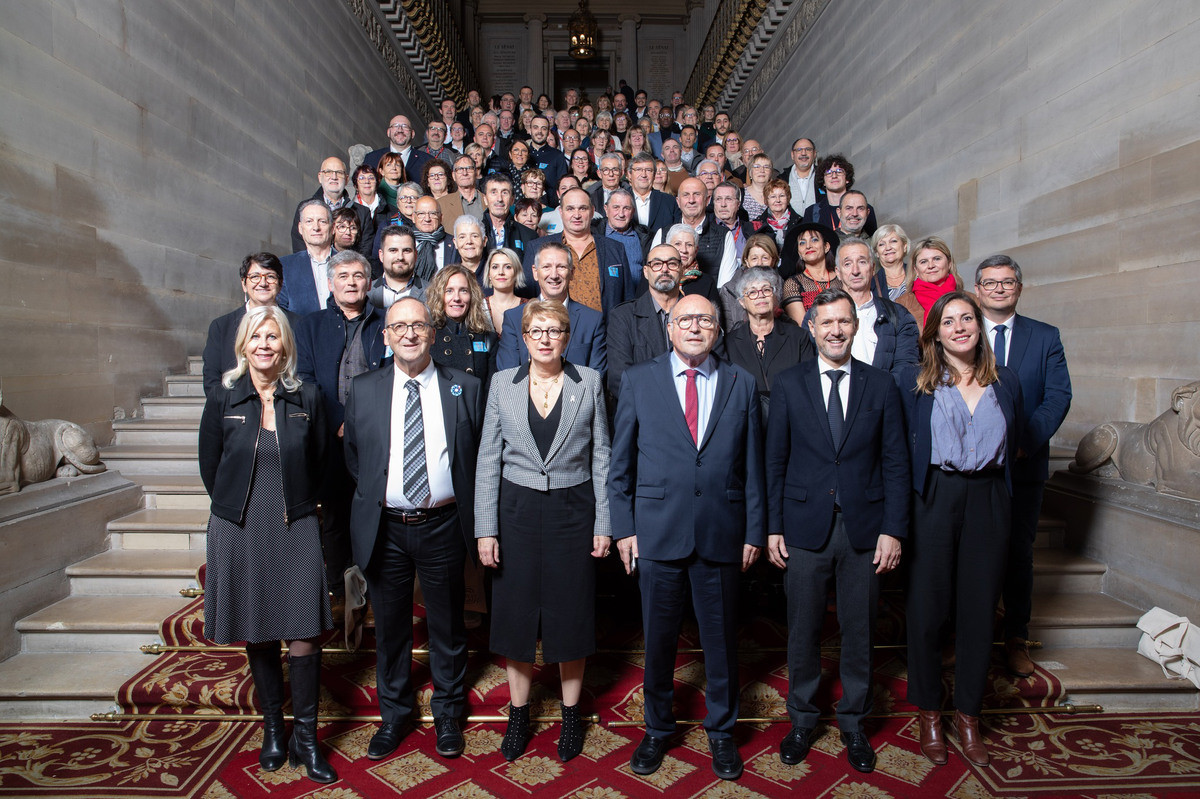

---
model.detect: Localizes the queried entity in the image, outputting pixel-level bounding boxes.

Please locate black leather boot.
[286,652,338,783]
[501,703,531,761]
[246,645,287,771]
[558,702,584,762]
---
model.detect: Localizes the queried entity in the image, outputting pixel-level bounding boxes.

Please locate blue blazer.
[521,235,636,317]
[495,299,607,378]
[294,302,388,433]
[609,352,766,563]
[895,364,1024,497]
[765,359,910,550]
[278,250,330,317]
[1004,314,1072,483]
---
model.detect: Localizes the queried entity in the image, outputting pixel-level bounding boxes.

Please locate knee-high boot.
[287,651,337,783]
[246,645,287,771]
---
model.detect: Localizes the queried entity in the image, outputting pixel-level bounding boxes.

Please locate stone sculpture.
[1071,380,1200,500]
[0,389,106,495]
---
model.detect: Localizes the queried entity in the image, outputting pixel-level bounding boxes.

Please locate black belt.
[384,503,456,525]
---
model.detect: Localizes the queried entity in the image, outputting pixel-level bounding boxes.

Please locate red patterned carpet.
[3,575,1200,798]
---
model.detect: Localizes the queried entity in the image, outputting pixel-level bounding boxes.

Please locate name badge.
[538,162,549,169]
[472,340,489,352]
[608,265,620,277]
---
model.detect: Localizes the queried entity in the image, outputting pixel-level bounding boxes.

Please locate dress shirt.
[309,252,331,309]
[670,351,718,442]
[606,224,644,272]
[849,298,879,364]
[983,314,1015,367]
[930,383,1007,472]
[633,192,652,228]
[385,360,455,509]
[817,356,852,415]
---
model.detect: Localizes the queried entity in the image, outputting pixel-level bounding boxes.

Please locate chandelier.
[568,0,598,60]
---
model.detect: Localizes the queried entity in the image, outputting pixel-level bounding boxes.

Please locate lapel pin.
[450,384,463,396]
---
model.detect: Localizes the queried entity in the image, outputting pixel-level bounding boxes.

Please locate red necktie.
[685,369,699,444]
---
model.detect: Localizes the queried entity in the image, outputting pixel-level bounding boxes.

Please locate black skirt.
[489,478,597,663]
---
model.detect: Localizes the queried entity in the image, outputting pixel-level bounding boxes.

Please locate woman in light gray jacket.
[476,300,611,764]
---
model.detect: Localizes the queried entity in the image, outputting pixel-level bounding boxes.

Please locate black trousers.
[906,470,1009,716]
[639,553,740,739]
[1002,479,1045,640]
[784,513,878,733]
[320,450,355,591]
[366,506,467,724]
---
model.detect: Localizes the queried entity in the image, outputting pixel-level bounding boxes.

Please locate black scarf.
[414,228,446,282]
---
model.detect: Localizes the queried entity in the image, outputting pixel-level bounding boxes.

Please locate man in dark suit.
[764,288,909,773]
[479,173,537,257]
[289,157,354,253]
[607,243,688,402]
[974,255,1072,677]
[627,152,679,237]
[522,188,635,318]
[799,236,919,375]
[343,296,483,762]
[610,294,765,782]
[278,201,336,317]
[364,114,432,178]
[498,243,607,376]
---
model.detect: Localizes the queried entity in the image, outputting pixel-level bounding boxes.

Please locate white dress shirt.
[850,298,879,365]
[385,360,455,509]
[817,356,852,415]
[309,252,331,310]
[670,351,718,443]
[983,314,1015,367]
[633,191,652,227]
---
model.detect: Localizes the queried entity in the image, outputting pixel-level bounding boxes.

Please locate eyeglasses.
[671,314,717,330]
[751,164,771,170]
[385,321,431,336]
[978,278,1020,291]
[388,123,412,131]
[413,211,439,218]
[697,170,719,178]
[792,146,815,154]
[825,167,846,175]
[454,166,475,173]
[743,286,774,299]
[600,167,621,174]
[246,273,279,285]
[398,195,420,203]
[524,327,565,340]
[334,222,358,231]
[646,258,682,272]
[319,169,346,177]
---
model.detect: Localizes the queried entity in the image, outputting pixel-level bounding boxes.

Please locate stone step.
[66,549,205,595]
[1028,591,1144,648]
[15,595,188,653]
[124,473,209,510]
[1031,549,1106,594]
[0,652,149,720]
[1035,517,1066,549]
[1035,646,1199,712]
[164,374,204,397]
[140,396,205,421]
[107,508,209,550]
[112,418,199,448]
[188,356,204,376]
[102,444,199,476]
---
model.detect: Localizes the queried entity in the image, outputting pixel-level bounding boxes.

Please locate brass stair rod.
[604,704,1105,727]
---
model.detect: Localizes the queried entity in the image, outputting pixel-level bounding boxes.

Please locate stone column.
[618,14,640,88]
[464,0,479,74]
[524,13,547,97]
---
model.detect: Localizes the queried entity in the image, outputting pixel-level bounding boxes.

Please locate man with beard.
[365,114,432,178]
[419,121,457,167]
[527,115,569,207]
[368,226,426,310]
[780,138,818,216]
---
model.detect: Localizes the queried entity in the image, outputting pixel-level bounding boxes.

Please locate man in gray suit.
[344,297,483,762]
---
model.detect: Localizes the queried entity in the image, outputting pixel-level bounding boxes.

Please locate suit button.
[835,460,840,465]
[695,489,702,496]
[696,459,702,467]
[828,489,835,495]
[377,500,382,507]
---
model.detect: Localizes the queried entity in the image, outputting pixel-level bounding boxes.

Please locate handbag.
[1135,606,1200,689]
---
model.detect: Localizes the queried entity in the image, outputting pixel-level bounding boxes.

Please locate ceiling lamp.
[569,0,598,60]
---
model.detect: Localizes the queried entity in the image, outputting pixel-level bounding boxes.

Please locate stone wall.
[741,0,1200,446]
[0,0,420,440]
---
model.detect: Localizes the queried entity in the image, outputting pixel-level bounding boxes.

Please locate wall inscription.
[487,38,522,97]
[642,40,675,103]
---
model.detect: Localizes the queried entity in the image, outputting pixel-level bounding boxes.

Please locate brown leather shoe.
[1005,638,1035,678]
[954,709,989,766]
[917,710,948,765]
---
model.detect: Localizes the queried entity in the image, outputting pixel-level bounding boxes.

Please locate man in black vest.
[651,177,735,286]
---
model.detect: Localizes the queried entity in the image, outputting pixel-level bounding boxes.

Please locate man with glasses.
[610,293,764,782]
[419,120,456,167]
[290,157,353,252]
[626,152,679,236]
[731,140,770,183]
[973,255,1072,679]
[438,154,485,230]
[781,138,818,216]
[497,243,606,375]
[365,114,432,178]
[588,152,628,210]
[295,251,389,609]
[344,296,484,763]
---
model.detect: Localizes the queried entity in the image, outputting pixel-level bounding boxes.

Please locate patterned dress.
[204,432,331,645]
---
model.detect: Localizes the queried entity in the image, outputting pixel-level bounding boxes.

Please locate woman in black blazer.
[428,264,499,388]
[722,267,815,423]
[896,291,1023,770]
[198,305,335,784]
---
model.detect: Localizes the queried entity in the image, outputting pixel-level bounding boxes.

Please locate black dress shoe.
[708,736,743,781]
[841,730,876,773]
[367,722,406,760]
[629,734,669,775]
[434,716,464,758]
[779,726,813,765]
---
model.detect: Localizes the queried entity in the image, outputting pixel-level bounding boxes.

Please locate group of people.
[197,80,1073,786]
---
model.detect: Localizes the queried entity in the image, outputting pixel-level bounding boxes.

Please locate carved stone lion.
[1070,380,1200,500]
[0,389,106,495]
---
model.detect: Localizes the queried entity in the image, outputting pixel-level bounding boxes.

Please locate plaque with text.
[486,38,522,97]
[642,40,675,103]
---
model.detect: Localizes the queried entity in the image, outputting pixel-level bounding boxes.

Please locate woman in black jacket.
[198,305,335,784]
[427,264,499,388]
